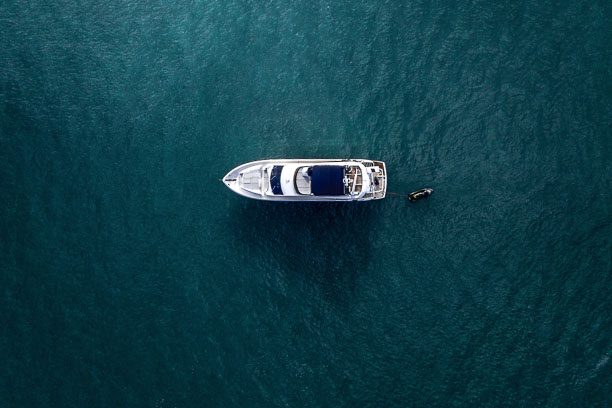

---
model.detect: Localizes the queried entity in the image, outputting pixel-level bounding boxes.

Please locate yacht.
[222,159,386,201]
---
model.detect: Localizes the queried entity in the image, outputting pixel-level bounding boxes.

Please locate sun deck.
[295,167,311,194]
[345,165,363,194]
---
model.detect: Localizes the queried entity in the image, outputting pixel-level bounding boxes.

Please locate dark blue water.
[1,1,610,406]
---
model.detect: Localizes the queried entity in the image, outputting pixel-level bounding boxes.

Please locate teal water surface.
[1,0,611,406]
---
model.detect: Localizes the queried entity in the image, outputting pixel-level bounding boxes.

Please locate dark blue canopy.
[311,166,345,196]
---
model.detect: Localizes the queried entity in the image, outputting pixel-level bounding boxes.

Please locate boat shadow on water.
[228,200,376,298]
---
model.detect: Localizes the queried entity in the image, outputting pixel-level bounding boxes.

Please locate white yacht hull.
[223,159,387,202]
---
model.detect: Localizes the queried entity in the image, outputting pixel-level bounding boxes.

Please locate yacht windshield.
[270,166,284,195]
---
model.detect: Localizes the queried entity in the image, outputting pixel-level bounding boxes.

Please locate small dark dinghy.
[408,188,433,202]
